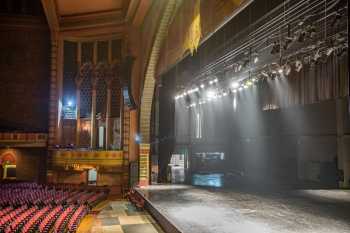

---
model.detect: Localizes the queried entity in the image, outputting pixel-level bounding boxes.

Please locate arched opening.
[1,152,16,180]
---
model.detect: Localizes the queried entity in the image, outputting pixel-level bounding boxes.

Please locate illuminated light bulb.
[223,92,228,96]
[214,78,218,83]
[252,78,257,82]
[233,89,237,93]
[278,68,283,74]
[232,82,239,88]
[247,81,253,86]
[200,84,205,88]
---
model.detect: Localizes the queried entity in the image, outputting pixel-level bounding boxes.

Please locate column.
[337,98,349,188]
[105,40,113,150]
[90,42,98,149]
[75,42,82,147]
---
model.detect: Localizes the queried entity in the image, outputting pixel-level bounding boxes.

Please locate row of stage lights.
[175,76,260,108]
[174,36,347,108]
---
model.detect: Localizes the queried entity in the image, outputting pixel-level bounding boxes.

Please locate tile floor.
[84,201,164,233]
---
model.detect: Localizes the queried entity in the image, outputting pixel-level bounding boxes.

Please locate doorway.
[87,168,97,185]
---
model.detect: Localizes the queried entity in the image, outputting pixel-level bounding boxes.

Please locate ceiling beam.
[41,0,60,32]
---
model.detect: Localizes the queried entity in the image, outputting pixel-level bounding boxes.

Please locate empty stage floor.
[138,185,350,233]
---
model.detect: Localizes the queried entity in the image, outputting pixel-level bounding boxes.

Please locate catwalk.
[137,185,350,233]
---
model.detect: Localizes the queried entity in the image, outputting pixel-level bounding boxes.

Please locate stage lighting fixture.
[206,90,216,99]
[238,86,243,91]
[252,77,257,82]
[223,92,228,96]
[200,84,205,88]
[209,80,214,85]
[283,64,292,76]
[231,82,239,88]
[278,67,283,74]
[313,49,321,62]
[261,70,269,78]
[214,78,218,83]
[295,60,303,72]
[271,41,280,54]
[296,30,306,43]
[67,100,73,107]
[246,80,253,86]
[237,63,242,72]
[243,85,248,89]
[252,52,259,63]
[232,89,237,93]
[326,47,334,56]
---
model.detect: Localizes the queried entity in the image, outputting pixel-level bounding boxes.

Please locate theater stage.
[137,185,350,233]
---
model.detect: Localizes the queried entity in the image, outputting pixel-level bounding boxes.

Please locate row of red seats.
[67,206,89,233]
[0,182,108,233]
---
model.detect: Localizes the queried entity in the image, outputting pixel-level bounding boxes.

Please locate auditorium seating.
[0,182,108,233]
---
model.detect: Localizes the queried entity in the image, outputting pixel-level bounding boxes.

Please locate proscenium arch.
[139,0,178,143]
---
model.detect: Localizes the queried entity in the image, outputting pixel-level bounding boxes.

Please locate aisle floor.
[78,200,164,233]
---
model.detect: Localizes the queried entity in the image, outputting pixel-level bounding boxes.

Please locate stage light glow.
[283,64,292,76]
[200,84,205,88]
[243,85,248,89]
[278,68,283,74]
[233,89,237,93]
[206,90,216,99]
[252,77,257,82]
[237,64,242,71]
[223,92,228,96]
[238,87,243,91]
[231,82,239,88]
[214,78,218,83]
[135,134,142,144]
[67,100,73,107]
[246,80,253,86]
[254,56,259,63]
